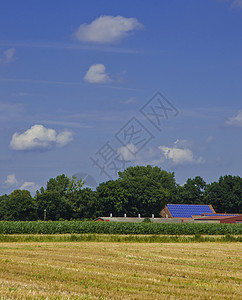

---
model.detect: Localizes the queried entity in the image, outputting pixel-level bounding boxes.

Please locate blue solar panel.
[167,204,213,218]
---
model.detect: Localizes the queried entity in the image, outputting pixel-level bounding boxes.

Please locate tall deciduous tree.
[97,180,131,217]
[0,194,9,220]
[118,166,177,217]
[4,190,37,221]
[46,174,70,196]
[36,175,85,220]
[36,191,72,220]
[97,166,177,217]
[177,176,206,204]
[66,176,84,208]
[71,188,98,219]
[204,175,242,213]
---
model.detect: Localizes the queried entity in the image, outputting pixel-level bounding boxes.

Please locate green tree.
[36,175,85,220]
[177,176,206,204]
[71,188,98,219]
[96,180,131,217]
[119,166,176,217]
[68,176,84,194]
[46,174,70,196]
[0,194,9,220]
[204,175,242,213]
[36,191,72,220]
[4,190,37,221]
[96,166,177,217]
[65,176,84,210]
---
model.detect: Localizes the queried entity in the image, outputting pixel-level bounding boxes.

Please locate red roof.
[195,215,242,223]
[198,216,233,220]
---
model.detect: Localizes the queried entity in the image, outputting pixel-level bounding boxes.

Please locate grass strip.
[0,234,241,243]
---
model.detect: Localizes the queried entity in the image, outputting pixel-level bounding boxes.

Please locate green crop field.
[0,221,241,235]
[0,241,241,299]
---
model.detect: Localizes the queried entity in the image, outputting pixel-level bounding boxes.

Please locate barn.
[160,204,215,219]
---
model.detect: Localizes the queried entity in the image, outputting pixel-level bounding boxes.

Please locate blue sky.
[0,0,242,194]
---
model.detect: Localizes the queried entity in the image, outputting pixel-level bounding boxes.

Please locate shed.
[94,217,183,223]
[194,215,242,224]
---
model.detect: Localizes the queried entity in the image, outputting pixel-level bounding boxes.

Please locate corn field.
[0,221,241,235]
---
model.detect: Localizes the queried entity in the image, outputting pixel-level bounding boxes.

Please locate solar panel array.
[167,204,213,218]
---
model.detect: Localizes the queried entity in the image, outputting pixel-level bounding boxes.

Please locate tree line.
[0,166,241,221]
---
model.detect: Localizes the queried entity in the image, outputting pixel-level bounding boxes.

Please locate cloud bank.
[10,124,73,150]
[226,110,242,127]
[73,15,143,44]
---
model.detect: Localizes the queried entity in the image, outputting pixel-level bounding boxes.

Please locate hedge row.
[0,221,241,235]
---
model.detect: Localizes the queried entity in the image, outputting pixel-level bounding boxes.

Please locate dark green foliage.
[3,190,37,221]
[70,188,98,219]
[98,166,177,217]
[36,191,72,221]
[36,174,89,220]
[0,194,9,219]
[204,175,242,213]
[142,218,152,223]
[177,176,206,204]
[96,180,131,217]
[46,174,70,196]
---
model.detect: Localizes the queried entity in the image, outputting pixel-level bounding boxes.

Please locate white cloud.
[0,48,15,64]
[3,174,19,186]
[10,124,73,150]
[226,110,242,127]
[84,64,111,84]
[73,15,143,44]
[20,182,40,194]
[2,174,40,195]
[159,141,203,165]
[117,144,137,161]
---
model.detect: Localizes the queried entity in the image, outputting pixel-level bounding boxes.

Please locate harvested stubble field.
[0,240,241,299]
